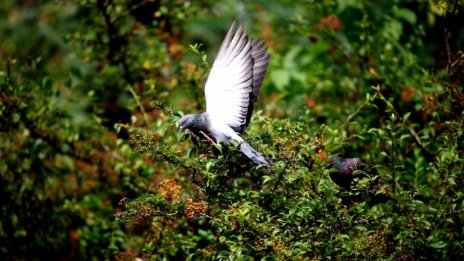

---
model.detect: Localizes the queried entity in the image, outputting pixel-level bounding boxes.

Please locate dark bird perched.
[328,156,375,188]
[178,20,271,166]
[328,156,390,205]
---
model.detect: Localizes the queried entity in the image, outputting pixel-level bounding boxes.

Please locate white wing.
[205,21,253,128]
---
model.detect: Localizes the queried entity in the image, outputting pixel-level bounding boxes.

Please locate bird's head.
[329,156,363,174]
[177,114,196,132]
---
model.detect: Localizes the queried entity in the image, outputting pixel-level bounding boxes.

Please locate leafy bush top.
[0,0,463,260]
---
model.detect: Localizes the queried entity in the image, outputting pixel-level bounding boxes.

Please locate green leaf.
[430,241,447,249]
[270,69,290,90]
[219,236,226,243]
[396,8,417,24]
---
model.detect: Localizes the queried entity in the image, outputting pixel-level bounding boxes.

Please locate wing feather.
[205,21,270,131]
[205,21,254,127]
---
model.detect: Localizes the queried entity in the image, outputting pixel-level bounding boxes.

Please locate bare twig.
[444,27,452,74]
[443,0,463,78]
[154,101,177,117]
[450,55,464,69]
[112,0,148,24]
[407,128,425,148]
[128,85,149,124]
[343,100,368,127]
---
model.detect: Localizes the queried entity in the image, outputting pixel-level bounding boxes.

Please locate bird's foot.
[199,131,216,146]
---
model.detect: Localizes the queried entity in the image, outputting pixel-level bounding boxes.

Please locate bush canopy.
[1,0,463,260]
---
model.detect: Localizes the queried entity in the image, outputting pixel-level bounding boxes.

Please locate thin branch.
[407,128,425,148]
[450,54,464,69]
[374,87,433,161]
[154,101,177,117]
[271,156,292,193]
[6,58,13,87]
[203,214,229,227]
[390,126,397,193]
[112,1,148,24]
[157,217,166,246]
[128,85,149,124]
[135,132,204,187]
[443,0,463,78]
[343,100,368,127]
[116,210,178,219]
[444,27,452,74]
[97,0,151,126]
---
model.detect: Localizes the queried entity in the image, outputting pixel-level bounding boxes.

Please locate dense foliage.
[1,0,463,260]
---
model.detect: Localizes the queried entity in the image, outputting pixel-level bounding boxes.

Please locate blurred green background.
[1,0,463,260]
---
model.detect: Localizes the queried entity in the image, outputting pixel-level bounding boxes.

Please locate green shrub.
[1,0,462,260]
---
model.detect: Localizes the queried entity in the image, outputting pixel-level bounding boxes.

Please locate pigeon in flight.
[178,20,271,165]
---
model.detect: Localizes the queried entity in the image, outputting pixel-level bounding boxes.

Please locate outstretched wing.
[205,21,259,130]
[241,39,270,132]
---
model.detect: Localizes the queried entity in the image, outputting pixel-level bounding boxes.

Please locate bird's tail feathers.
[239,142,270,166]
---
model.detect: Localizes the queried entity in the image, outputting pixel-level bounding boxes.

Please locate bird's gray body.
[178,21,271,166]
[179,112,240,145]
[179,112,269,165]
